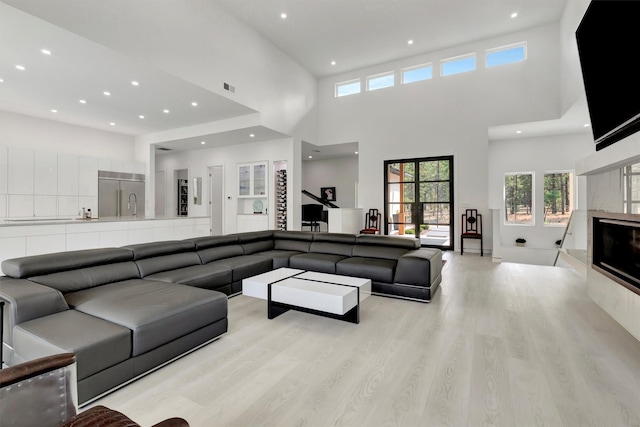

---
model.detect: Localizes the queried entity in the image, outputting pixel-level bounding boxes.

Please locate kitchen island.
[0,216,210,266]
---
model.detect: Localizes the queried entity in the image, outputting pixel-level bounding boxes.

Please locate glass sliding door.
[384,156,454,250]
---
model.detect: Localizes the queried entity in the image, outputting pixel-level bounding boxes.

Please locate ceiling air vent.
[223,82,236,94]
[156,147,172,151]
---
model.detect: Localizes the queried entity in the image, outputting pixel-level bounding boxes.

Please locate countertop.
[0,216,208,227]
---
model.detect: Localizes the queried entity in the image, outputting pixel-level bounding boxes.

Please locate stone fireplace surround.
[578,133,640,342]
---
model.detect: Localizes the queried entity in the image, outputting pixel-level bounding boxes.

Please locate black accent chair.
[360,209,382,235]
[461,208,483,256]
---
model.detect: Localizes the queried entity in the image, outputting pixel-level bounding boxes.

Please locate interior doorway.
[209,165,224,236]
[384,156,454,250]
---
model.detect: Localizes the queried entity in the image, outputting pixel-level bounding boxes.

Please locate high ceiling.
[0,0,577,146]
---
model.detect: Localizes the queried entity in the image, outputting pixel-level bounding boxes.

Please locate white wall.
[155,138,295,235]
[317,24,562,251]
[560,0,591,113]
[488,133,592,262]
[302,157,358,208]
[0,110,135,159]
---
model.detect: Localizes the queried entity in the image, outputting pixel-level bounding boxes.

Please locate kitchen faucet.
[127,192,137,216]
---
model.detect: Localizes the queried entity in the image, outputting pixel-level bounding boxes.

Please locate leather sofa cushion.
[213,255,273,282]
[394,249,442,286]
[273,231,312,252]
[254,250,302,268]
[355,235,420,249]
[65,279,227,357]
[309,241,354,257]
[274,239,311,252]
[144,263,232,290]
[242,240,274,255]
[198,245,244,264]
[135,252,201,277]
[313,232,356,244]
[13,310,131,380]
[2,248,133,279]
[187,235,239,250]
[289,253,347,274]
[352,245,410,261]
[123,240,196,260]
[236,230,274,243]
[29,262,141,293]
[336,257,397,283]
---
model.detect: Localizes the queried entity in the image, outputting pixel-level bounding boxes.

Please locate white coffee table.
[242,268,371,324]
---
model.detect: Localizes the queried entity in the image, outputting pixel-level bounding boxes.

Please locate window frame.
[335,78,361,98]
[366,71,395,91]
[401,63,433,84]
[440,53,477,77]
[504,171,535,226]
[485,42,527,68]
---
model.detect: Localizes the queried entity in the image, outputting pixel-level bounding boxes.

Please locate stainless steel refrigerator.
[98,171,145,218]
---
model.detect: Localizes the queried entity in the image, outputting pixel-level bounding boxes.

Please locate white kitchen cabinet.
[34,195,58,217]
[79,156,98,196]
[0,146,7,195]
[8,147,34,195]
[237,161,268,198]
[9,195,34,217]
[35,151,58,195]
[237,214,269,232]
[58,153,79,196]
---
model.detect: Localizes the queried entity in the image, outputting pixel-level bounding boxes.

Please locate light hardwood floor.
[92,253,640,426]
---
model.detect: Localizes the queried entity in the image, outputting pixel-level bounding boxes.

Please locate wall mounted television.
[576,1,640,151]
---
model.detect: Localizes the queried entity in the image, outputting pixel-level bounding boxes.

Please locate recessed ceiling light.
[511,12,518,18]
[355,151,358,154]
[15,65,26,71]
[41,49,52,55]
[516,130,522,134]
[50,109,58,113]
[308,155,312,159]
[191,102,198,107]
[79,99,86,104]
[331,61,336,66]
[131,81,139,86]
[249,133,255,138]
[103,91,111,96]
[584,123,590,127]
[0,78,4,83]
[109,122,116,126]
[138,115,145,119]
[408,40,414,45]
[163,109,170,114]
[200,141,206,145]
[280,12,287,19]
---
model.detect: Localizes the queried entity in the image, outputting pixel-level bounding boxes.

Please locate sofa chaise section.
[0,247,228,404]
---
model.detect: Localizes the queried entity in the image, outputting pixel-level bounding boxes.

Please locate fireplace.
[592,213,640,296]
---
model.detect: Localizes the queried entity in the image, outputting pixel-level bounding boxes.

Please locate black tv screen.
[576,1,640,151]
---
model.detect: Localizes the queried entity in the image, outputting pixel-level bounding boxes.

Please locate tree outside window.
[504,173,533,224]
[543,172,573,225]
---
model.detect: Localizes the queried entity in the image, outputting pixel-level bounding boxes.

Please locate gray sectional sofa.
[0,230,441,404]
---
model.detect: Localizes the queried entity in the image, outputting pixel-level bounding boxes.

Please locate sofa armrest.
[394,249,442,287]
[0,277,69,346]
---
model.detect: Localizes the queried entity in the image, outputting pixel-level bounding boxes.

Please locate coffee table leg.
[267,282,290,319]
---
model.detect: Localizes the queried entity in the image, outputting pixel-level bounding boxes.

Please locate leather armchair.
[0,353,189,427]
